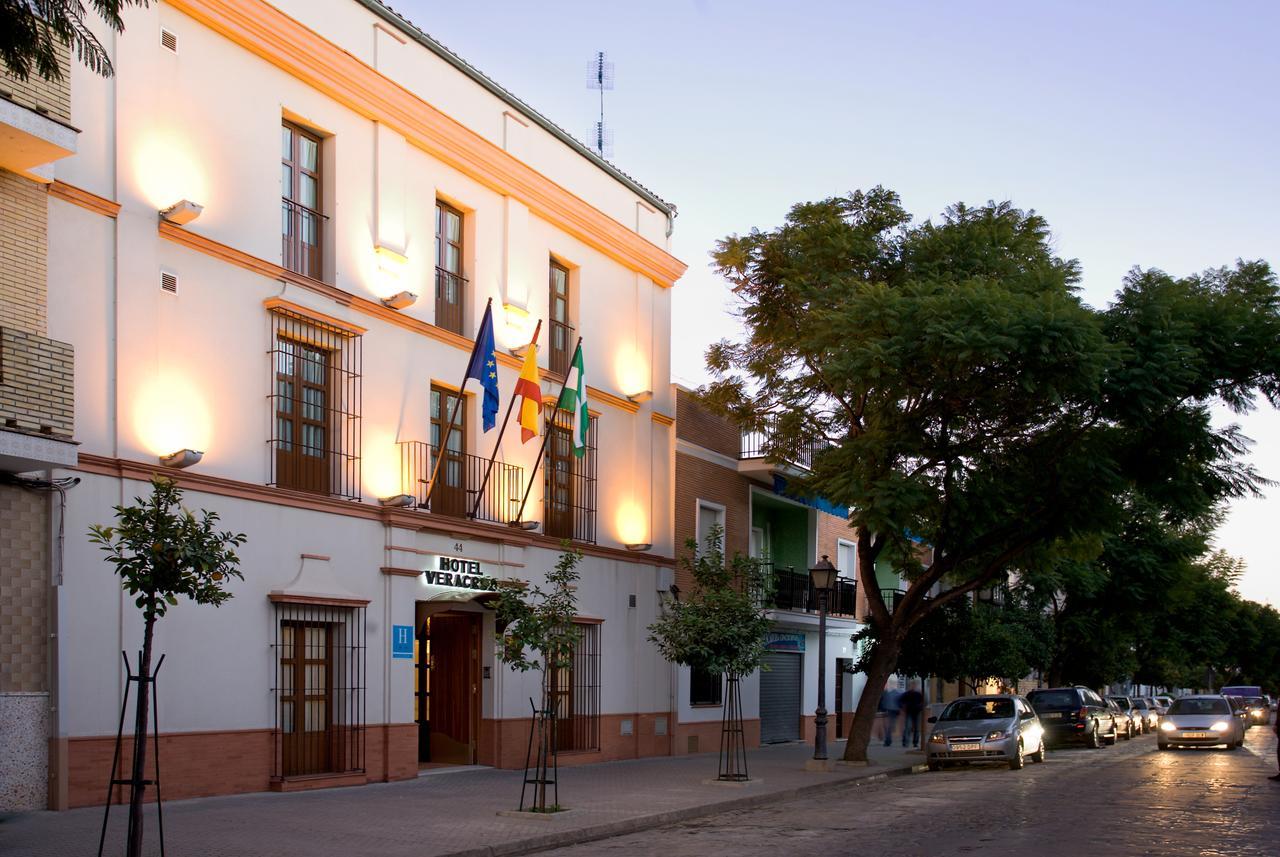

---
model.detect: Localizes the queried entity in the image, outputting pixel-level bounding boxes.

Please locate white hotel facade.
[10,0,688,808]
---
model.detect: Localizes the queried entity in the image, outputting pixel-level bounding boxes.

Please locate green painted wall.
[751,493,809,570]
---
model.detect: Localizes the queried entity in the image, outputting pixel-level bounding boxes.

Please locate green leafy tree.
[647,527,772,779]
[702,188,1280,762]
[88,476,245,857]
[0,1,147,82]
[492,546,582,811]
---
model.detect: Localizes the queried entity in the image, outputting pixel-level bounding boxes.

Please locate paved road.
[545,727,1279,857]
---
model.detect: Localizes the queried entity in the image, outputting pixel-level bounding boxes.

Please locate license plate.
[1041,712,1062,719]
[951,743,981,752]
[1183,731,1211,738]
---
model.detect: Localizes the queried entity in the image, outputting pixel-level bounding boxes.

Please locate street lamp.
[809,555,838,766]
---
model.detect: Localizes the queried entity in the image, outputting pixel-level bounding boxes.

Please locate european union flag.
[464,301,500,431]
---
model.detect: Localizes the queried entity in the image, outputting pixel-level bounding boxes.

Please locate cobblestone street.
[547,727,1279,857]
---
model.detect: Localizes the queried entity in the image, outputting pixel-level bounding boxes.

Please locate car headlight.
[1211,721,1230,732]
[929,732,947,744]
[986,730,1006,741]
[1159,721,1175,732]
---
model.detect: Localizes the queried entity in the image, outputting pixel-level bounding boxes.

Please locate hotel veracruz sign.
[420,555,502,601]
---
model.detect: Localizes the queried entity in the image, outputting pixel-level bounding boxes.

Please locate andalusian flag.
[514,337,541,443]
[556,343,588,457]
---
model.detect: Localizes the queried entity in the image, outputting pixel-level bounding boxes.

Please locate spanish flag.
[514,336,542,443]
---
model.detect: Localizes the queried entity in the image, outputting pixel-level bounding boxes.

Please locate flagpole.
[470,319,542,521]
[422,298,492,510]
[512,337,582,528]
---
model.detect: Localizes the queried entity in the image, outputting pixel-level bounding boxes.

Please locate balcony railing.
[435,267,466,335]
[281,197,326,280]
[548,318,575,376]
[766,565,857,617]
[739,417,825,472]
[398,441,522,525]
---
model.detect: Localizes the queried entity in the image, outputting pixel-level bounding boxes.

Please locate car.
[1241,696,1270,727]
[1027,686,1119,748]
[1132,698,1159,732]
[1154,695,1174,710]
[1106,696,1141,739]
[1158,695,1245,750]
[926,694,1047,771]
[1145,696,1168,716]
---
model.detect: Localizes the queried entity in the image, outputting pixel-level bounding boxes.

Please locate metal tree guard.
[519,690,560,812]
[98,651,167,857]
[718,674,749,781]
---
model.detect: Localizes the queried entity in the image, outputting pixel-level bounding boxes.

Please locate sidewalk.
[0,740,924,857]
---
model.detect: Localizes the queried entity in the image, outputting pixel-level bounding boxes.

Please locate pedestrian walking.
[899,681,924,748]
[1271,708,1280,782]
[880,681,902,747]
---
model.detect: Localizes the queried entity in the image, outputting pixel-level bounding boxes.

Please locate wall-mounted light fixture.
[507,520,540,531]
[378,493,415,508]
[625,542,652,552]
[159,448,203,468]
[626,390,654,404]
[159,199,203,225]
[381,291,418,310]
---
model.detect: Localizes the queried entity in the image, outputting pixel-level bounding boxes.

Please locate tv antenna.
[586,50,615,159]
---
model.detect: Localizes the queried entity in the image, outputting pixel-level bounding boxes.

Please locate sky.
[396,0,1280,605]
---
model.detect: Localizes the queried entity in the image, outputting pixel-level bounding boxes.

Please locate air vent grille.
[161,28,178,54]
[160,271,178,294]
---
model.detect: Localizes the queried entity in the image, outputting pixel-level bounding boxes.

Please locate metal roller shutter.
[760,651,802,743]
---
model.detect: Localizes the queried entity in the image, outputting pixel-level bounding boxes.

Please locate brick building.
[672,387,873,748]
[0,40,80,811]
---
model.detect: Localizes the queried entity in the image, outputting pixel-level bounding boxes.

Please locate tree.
[702,188,1280,762]
[647,526,772,780]
[492,546,582,812]
[0,1,146,83]
[88,476,245,857]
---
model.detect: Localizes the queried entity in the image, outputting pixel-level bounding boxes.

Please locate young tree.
[492,546,582,812]
[703,188,1280,762]
[0,1,147,82]
[647,527,772,780]
[88,476,245,857]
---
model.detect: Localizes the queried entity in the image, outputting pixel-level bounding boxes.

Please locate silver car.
[1157,695,1245,750]
[926,694,1047,771]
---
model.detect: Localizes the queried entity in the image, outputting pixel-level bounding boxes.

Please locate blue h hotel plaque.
[391,624,414,659]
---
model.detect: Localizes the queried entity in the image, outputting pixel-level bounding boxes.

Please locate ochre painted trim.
[650,411,675,427]
[164,0,686,287]
[47,180,120,217]
[573,616,604,625]
[299,553,331,561]
[70,453,675,565]
[380,566,422,577]
[160,222,647,415]
[267,592,371,607]
[264,297,367,335]
[589,387,639,415]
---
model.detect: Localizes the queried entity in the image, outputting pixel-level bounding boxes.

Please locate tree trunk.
[841,634,902,762]
[126,610,156,857]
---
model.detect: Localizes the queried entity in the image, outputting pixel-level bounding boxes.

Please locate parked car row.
[924,686,1264,772]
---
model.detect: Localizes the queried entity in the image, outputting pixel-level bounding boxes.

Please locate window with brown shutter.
[434,201,466,334]
[281,122,325,279]
[548,260,573,376]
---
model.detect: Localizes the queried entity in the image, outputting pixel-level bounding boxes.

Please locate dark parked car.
[1027,686,1118,748]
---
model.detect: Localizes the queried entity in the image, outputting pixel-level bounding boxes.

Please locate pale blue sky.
[397,0,1280,604]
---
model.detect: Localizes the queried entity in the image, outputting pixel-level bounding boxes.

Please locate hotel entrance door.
[416,611,480,765]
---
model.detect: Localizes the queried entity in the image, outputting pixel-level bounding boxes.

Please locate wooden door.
[426,612,479,764]
[280,622,332,776]
[430,386,468,518]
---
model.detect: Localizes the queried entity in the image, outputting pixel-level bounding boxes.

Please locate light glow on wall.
[132,372,213,459]
[501,301,537,349]
[615,345,650,399]
[373,245,409,301]
[132,130,209,213]
[364,430,403,500]
[615,500,648,546]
